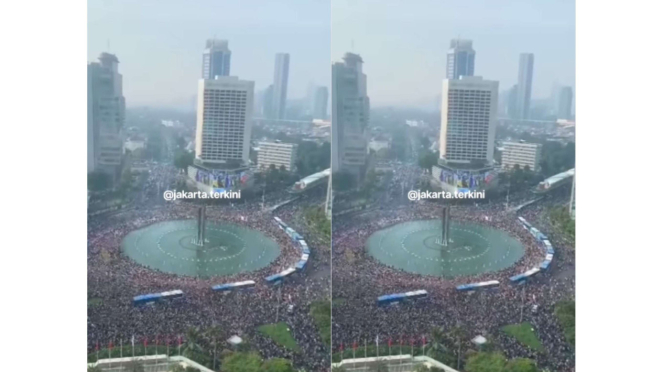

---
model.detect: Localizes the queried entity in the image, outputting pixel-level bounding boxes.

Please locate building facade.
[195,76,254,166]
[87,53,125,179]
[501,141,542,171]
[331,53,370,179]
[557,86,573,120]
[313,86,329,119]
[446,39,475,80]
[515,53,534,120]
[202,39,231,79]
[257,141,298,172]
[272,53,290,120]
[439,76,498,165]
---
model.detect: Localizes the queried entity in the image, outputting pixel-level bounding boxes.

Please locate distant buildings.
[557,86,574,120]
[570,171,576,219]
[262,85,274,118]
[446,39,475,79]
[313,86,329,119]
[501,141,542,171]
[272,53,290,119]
[507,84,519,119]
[202,39,231,79]
[332,53,370,180]
[515,53,534,119]
[257,141,298,172]
[195,76,254,166]
[87,52,126,180]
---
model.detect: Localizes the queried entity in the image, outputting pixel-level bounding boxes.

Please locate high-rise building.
[262,85,274,118]
[87,52,125,178]
[202,39,231,79]
[507,84,519,119]
[272,53,290,119]
[332,53,370,179]
[446,39,475,80]
[557,86,574,120]
[515,53,534,120]
[257,141,298,172]
[501,141,542,171]
[439,76,498,165]
[195,76,254,166]
[313,86,329,119]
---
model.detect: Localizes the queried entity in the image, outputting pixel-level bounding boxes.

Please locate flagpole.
[364,339,367,359]
[120,338,123,358]
[132,335,135,358]
[376,335,379,359]
[96,341,99,363]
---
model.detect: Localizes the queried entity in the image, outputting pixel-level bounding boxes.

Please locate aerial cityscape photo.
[87,1,331,371]
[330,1,575,372]
[86,0,576,371]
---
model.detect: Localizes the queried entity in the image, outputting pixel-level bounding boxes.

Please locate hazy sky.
[332,0,575,108]
[88,0,331,108]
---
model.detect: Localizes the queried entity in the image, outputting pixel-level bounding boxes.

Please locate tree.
[222,352,263,372]
[465,352,507,372]
[262,358,295,372]
[504,358,539,372]
[182,327,205,358]
[332,171,355,192]
[88,171,111,191]
[174,150,194,170]
[427,327,449,360]
[205,324,223,370]
[418,150,439,172]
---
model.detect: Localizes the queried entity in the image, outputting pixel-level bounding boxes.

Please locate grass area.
[554,300,576,346]
[87,298,103,307]
[549,205,575,243]
[332,298,346,306]
[304,206,331,244]
[258,322,301,352]
[501,322,543,351]
[310,300,331,347]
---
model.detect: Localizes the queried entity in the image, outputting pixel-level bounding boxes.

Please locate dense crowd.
[332,188,575,372]
[88,190,330,371]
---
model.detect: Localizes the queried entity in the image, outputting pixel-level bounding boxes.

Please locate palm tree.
[427,327,448,359]
[204,324,222,370]
[182,327,205,358]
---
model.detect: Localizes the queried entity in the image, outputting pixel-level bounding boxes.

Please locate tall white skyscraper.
[332,53,369,179]
[440,76,498,165]
[195,76,254,165]
[87,52,125,177]
[515,53,534,120]
[202,39,231,79]
[272,53,290,119]
[446,39,475,80]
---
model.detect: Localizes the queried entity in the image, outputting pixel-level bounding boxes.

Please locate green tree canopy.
[504,358,539,372]
[261,358,295,372]
[222,352,263,372]
[465,352,508,372]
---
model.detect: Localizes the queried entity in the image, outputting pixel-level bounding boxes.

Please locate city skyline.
[88,0,330,108]
[332,0,575,108]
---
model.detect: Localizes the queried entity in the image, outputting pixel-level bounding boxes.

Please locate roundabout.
[122,219,281,277]
[365,220,525,277]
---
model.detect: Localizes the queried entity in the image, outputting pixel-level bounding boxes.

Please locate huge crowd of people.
[332,186,576,372]
[88,185,330,371]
